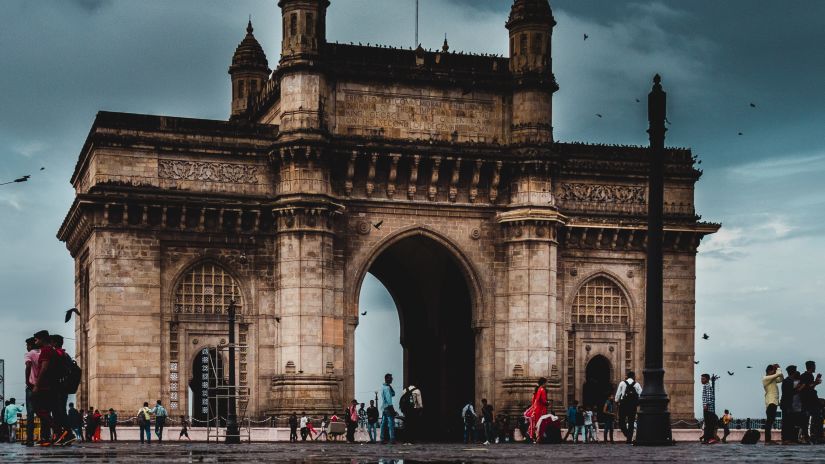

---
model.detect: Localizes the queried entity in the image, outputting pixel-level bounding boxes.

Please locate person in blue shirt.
[563,400,578,442]
[150,400,168,442]
[380,373,396,444]
[4,399,25,443]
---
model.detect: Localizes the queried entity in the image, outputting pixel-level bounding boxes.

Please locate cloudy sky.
[1,0,823,419]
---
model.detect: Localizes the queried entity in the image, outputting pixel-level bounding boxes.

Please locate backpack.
[620,380,639,411]
[741,429,760,445]
[464,406,475,426]
[51,351,82,394]
[399,390,412,415]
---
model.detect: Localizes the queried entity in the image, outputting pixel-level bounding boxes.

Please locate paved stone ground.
[1,441,824,463]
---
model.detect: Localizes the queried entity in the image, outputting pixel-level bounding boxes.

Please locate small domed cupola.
[506,0,556,75]
[228,20,271,120]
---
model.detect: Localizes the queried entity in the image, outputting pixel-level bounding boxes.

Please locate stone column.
[269,146,344,416]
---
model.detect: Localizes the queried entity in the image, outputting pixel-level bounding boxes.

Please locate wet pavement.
[1,441,823,463]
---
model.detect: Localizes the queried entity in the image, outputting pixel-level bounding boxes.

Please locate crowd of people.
[700,361,823,445]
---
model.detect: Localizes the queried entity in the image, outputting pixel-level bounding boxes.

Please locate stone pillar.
[269,146,344,416]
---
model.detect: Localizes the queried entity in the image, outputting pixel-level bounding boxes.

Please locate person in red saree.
[525,377,548,442]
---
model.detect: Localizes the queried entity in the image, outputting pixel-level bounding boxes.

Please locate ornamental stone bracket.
[496,207,567,243]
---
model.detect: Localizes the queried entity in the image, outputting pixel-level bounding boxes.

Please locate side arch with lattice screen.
[173,262,243,314]
[571,276,629,324]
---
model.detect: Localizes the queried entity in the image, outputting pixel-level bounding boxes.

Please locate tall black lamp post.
[635,74,673,446]
[225,299,241,444]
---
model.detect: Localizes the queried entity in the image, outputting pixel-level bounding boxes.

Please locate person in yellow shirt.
[720,410,732,443]
[762,363,784,444]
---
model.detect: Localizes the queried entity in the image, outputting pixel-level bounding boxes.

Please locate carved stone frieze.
[158,160,259,184]
[560,183,645,204]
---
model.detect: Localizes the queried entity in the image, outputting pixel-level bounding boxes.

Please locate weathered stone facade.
[58,0,718,429]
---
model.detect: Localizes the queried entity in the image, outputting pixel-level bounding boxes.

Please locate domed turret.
[229,20,271,120]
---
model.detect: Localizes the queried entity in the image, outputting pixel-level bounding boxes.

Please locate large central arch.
[354,229,480,441]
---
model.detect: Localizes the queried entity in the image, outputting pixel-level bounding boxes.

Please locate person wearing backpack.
[137,402,152,444]
[461,401,477,444]
[399,385,422,443]
[31,330,67,446]
[615,371,642,444]
[49,334,77,445]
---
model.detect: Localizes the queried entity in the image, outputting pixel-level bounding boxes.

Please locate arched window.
[520,34,528,55]
[532,33,542,54]
[572,276,629,324]
[306,13,314,35]
[290,13,298,36]
[174,262,243,314]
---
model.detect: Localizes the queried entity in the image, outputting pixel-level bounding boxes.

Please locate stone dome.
[229,20,270,74]
[507,0,556,29]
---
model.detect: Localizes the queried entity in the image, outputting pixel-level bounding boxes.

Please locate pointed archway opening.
[189,347,228,427]
[582,355,613,412]
[356,234,476,442]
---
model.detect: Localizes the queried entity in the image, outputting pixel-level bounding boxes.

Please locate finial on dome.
[442,34,449,52]
[247,17,254,35]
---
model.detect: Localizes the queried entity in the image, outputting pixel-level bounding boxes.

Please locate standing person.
[299,412,309,441]
[572,404,585,443]
[49,334,74,445]
[461,401,477,444]
[762,363,784,444]
[68,403,83,443]
[346,399,359,443]
[399,385,423,442]
[563,400,579,442]
[23,337,40,446]
[84,407,95,442]
[583,406,594,443]
[314,414,329,441]
[480,398,494,445]
[31,330,60,446]
[720,410,732,443]
[602,394,616,443]
[150,400,168,442]
[305,418,317,440]
[107,409,118,441]
[700,373,718,444]
[137,402,152,444]
[799,361,822,444]
[358,403,367,432]
[288,412,299,442]
[526,377,548,443]
[1,401,8,443]
[179,415,191,441]
[780,366,801,444]
[4,399,25,443]
[92,409,102,442]
[380,373,396,444]
[615,371,642,444]
[366,400,379,443]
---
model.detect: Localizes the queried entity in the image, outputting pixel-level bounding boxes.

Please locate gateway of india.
[58,0,718,434]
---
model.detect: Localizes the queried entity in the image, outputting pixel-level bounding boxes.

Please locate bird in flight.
[275,317,281,323]
[635,98,641,103]
[596,113,603,118]
[694,361,700,365]
[747,366,753,369]
[738,132,744,136]
[750,103,757,108]
[583,34,589,41]
[64,307,80,323]
[702,333,710,340]
[40,167,46,171]
[361,311,367,316]
[727,371,735,376]
[372,220,384,230]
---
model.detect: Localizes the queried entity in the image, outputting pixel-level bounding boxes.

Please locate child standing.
[583,406,594,443]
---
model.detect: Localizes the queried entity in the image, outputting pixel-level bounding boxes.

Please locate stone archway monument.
[58,0,718,426]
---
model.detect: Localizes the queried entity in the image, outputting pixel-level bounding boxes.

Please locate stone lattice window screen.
[174,263,243,314]
[572,277,629,325]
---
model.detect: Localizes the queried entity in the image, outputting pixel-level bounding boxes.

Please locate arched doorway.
[189,348,228,426]
[356,234,476,441]
[582,355,613,412]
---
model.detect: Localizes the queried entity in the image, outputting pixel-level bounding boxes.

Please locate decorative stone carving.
[560,183,645,204]
[408,155,420,200]
[470,228,481,240]
[357,221,370,235]
[158,160,258,184]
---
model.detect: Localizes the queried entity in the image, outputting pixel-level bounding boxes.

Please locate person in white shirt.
[299,412,309,441]
[583,407,594,443]
[615,371,643,444]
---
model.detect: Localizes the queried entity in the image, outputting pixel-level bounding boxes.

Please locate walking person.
[720,410,732,443]
[572,404,585,443]
[178,415,191,441]
[346,399,359,443]
[68,403,83,443]
[106,409,118,441]
[525,378,548,443]
[92,409,102,441]
[481,398,494,445]
[700,373,719,444]
[84,407,95,442]
[780,365,801,444]
[299,412,309,441]
[314,414,329,441]
[305,418,318,440]
[288,412,299,442]
[461,401,477,444]
[615,371,642,444]
[602,394,616,443]
[4,399,25,443]
[150,400,168,442]
[762,363,783,444]
[366,400,379,443]
[799,361,822,444]
[23,337,40,446]
[563,400,579,442]
[380,373,396,444]
[137,402,152,444]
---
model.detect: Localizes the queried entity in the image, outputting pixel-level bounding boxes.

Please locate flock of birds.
[699,332,753,377]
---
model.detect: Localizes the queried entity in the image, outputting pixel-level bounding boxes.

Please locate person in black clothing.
[480,399,494,445]
[366,400,379,443]
[288,413,299,442]
[67,403,83,442]
[780,366,801,443]
[800,361,822,444]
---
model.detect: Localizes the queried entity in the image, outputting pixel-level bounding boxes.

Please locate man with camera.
[799,361,822,444]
